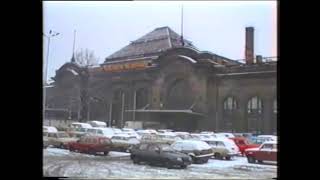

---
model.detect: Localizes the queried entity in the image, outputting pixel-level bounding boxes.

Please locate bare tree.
[74,48,99,67]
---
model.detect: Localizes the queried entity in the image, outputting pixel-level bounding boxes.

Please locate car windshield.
[160,144,175,152]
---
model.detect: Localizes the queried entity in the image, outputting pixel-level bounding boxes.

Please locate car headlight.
[177,157,183,161]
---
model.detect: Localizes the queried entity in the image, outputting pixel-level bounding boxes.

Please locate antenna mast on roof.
[180,5,185,46]
[71,30,76,63]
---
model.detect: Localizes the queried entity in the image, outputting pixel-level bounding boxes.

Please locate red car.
[230,137,260,155]
[245,141,277,164]
[68,135,112,155]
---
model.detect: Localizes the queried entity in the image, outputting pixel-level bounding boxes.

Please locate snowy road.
[43,148,277,179]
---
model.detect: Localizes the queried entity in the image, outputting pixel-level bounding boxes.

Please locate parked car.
[70,122,92,130]
[68,135,112,155]
[257,135,277,141]
[87,121,107,128]
[215,133,235,138]
[44,131,78,148]
[250,136,276,145]
[122,128,141,139]
[157,132,182,144]
[204,138,240,160]
[111,133,140,152]
[230,137,260,155]
[171,140,214,164]
[87,127,115,138]
[175,132,193,140]
[136,129,158,137]
[245,141,277,164]
[43,126,58,133]
[130,142,192,169]
[157,129,174,133]
[200,131,215,135]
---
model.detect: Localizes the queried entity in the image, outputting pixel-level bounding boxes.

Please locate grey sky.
[43,1,277,81]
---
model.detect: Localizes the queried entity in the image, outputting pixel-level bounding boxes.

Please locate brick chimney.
[245,27,254,64]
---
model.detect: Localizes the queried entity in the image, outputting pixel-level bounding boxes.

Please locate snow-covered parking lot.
[43,148,277,179]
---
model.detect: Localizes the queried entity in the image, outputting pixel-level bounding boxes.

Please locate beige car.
[205,138,240,160]
[44,132,78,148]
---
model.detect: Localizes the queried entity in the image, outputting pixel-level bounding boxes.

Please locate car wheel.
[214,153,222,160]
[247,156,256,163]
[225,156,231,160]
[104,151,109,156]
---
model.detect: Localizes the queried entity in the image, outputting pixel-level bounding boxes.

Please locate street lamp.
[43,30,60,125]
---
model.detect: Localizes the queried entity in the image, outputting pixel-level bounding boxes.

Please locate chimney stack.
[245,27,254,64]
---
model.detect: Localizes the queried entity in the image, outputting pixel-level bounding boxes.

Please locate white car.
[215,133,235,138]
[87,121,107,127]
[70,122,92,130]
[171,140,214,164]
[204,138,240,160]
[257,135,277,141]
[111,133,140,152]
[87,127,115,138]
[200,131,215,135]
[175,132,192,140]
[157,132,182,144]
[157,129,174,133]
[43,126,58,133]
[121,128,141,139]
[136,129,158,136]
[112,128,123,134]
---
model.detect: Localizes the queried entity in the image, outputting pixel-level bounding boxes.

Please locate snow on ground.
[43,148,277,179]
[44,148,130,158]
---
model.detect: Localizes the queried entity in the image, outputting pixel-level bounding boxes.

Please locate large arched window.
[223,96,238,111]
[247,96,262,114]
[273,99,277,113]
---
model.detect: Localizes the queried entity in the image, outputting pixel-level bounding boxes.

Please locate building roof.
[105,26,197,62]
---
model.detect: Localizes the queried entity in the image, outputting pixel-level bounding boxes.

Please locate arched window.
[247,96,262,114]
[223,97,237,111]
[273,99,277,113]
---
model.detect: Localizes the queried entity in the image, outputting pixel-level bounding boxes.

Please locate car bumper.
[194,153,214,158]
[227,152,241,157]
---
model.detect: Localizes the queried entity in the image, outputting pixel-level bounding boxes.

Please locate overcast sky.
[43,1,277,81]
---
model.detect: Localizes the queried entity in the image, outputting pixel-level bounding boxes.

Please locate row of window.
[223,96,277,114]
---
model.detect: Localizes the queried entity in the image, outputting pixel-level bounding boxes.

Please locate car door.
[269,144,277,161]
[147,144,161,164]
[135,144,149,161]
[255,144,272,161]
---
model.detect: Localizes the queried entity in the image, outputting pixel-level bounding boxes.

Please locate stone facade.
[45,27,277,134]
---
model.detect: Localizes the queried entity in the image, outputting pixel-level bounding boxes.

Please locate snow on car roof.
[122,128,135,131]
[71,122,92,128]
[89,121,106,125]
[158,132,176,136]
[173,140,211,150]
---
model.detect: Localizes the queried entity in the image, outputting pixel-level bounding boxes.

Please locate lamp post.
[43,30,60,125]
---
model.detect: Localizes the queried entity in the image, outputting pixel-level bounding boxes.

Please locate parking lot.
[43,148,277,179]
